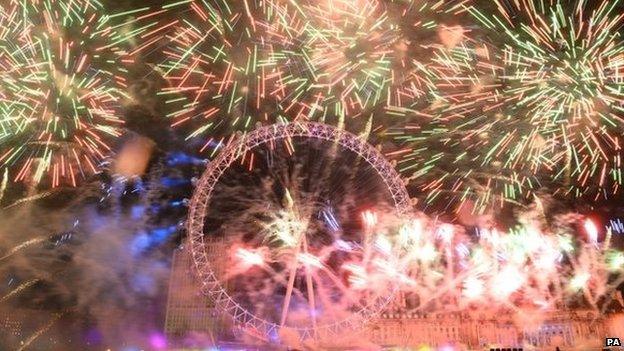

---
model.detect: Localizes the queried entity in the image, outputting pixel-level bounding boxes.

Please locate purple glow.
[149,332,167,349]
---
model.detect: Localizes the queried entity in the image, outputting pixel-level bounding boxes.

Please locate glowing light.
[584,219,599,244]
[569,271,591,290]
[491,266,524,298]
[335,239,353,251]
[235,248,264,267]
[399,219,422,247]
[362,210,378,228]
[298,253,322,268]
[607,252,624,271]
[462,276,485,299]
[344,263,368,290]
[415,243,437,262]
[438,224,454,243]
[374,235,392,256]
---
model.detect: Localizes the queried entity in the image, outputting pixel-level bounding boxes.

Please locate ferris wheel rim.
[186,121,411,339]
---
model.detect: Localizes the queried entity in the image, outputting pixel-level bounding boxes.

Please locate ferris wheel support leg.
[302,235,318,337]
[280,242,302,327]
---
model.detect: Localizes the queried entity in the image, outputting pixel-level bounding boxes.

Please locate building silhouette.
[164,241,230,343]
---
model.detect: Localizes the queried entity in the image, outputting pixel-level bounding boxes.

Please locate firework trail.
[1,189,58,210]
[0,0,151,188]
[0,169,7,202]
[0,236,49,262]
[16,312,64,351]
[0,278,40,302]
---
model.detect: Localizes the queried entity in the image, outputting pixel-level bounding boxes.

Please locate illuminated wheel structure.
[187,122,411,342]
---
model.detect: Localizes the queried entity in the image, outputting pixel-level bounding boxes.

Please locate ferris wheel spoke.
[316,261,367,310]
[302,235,318,333]
[312,272,340,324]
[261,264,308,302]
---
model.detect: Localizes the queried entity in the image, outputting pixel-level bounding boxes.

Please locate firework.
[0,236,48,262]
[393,0,624,210]
[0,169,7,201]
[255,0,470,123]
[391,42,540,211]
[209,191,624,327]
[155,0,291,149]
[187,126,407,334]
[364,210,624,316]
[0,0,148,188]
[262,0,403,119]
[475,0,624,197]
[154,0,474,150]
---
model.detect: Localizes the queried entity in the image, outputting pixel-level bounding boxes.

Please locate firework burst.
[155,0,291,150]
[264,0,471,123]
[393,0,624,210]
[392,42,543,211]
[155,0,473,151]
[478,0,624,197]
[368,211,624,316]
[0,0,141,188]
[264,0,403,119]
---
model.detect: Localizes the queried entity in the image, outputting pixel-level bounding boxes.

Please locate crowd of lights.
[226,206,624,320]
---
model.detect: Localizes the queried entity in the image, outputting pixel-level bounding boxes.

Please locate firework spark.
[154,0,473,151]
[0,0,150,188]
[155,0,290,147]
[393,0,624,210]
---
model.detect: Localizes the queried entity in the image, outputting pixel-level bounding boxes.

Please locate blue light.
[132,274,156,293]
[609,218,624,234]
[161,177,190,187]
[130,233,150,255]
[130,225,178,255]
[151,225,177,242]
[131,205,145,219]
[169,200,185,207]
[268,328,280,343]
[320,207,340,232]
[132,179,146,194]
[166,152,205,166]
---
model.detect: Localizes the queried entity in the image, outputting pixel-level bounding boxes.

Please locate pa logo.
[606,337,622,347]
